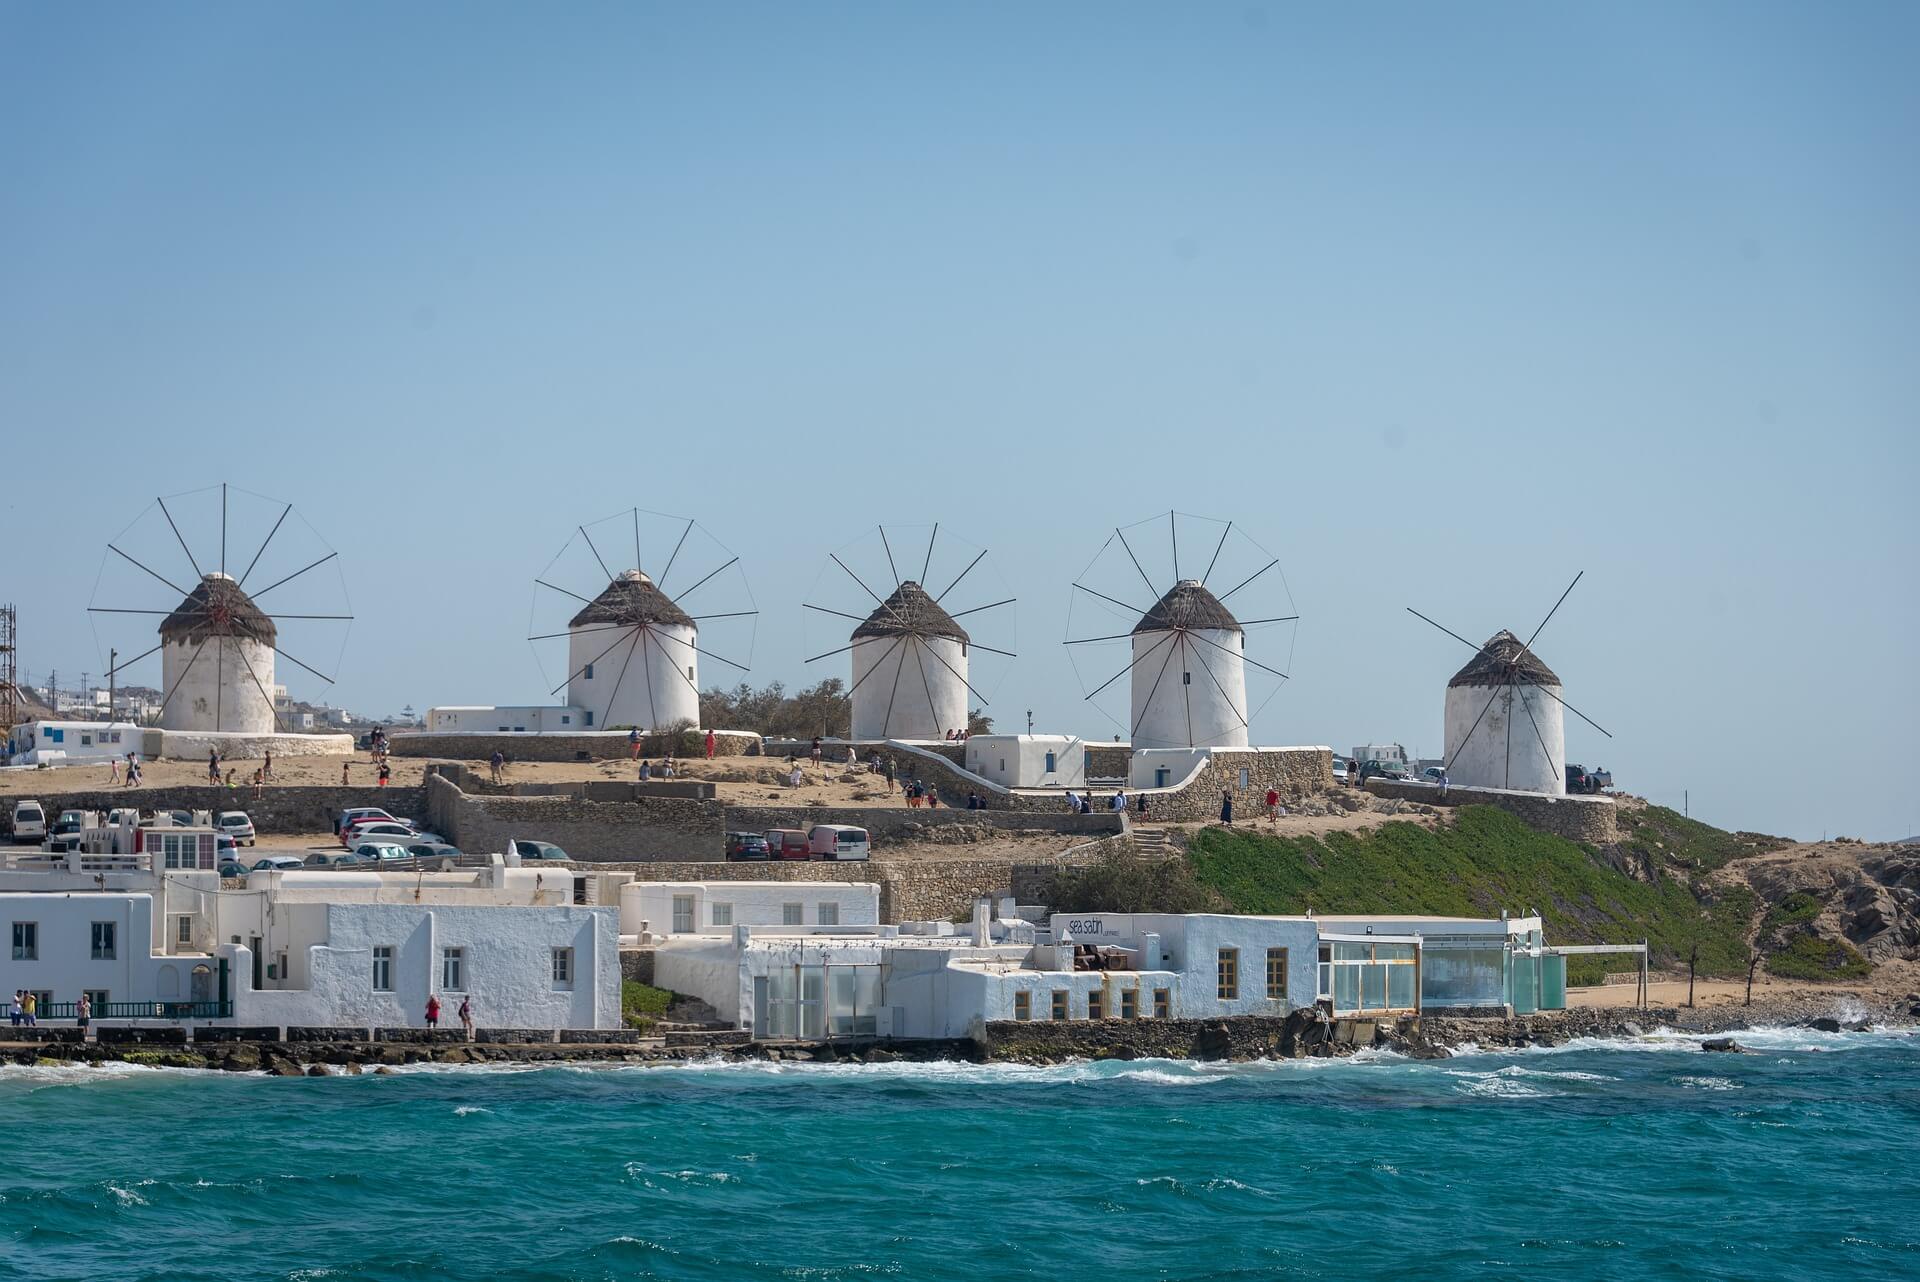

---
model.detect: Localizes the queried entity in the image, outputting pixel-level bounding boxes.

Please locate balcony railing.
[36,1000,233,1021]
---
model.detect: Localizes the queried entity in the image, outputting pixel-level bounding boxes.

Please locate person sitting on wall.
[639,759,652,781]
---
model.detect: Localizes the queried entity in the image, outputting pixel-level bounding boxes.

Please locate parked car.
[725,831,772,861]
[1566,764,1613,794]
[350,842,415,864]
[8,800,46,843]
[1420,767,1447,784]
[807,824,870,862]
[216,811,256,846]
[304,849,369,867]
[1329,759,1348,783]
[163,809,199,827]
[250,855,306,872]
[406,842,465,864]
[341,819,418,847]
[45,811,88,852]
[216,832,238,858]
[1357,760,1409,783]
[764,829,811,861]
[335,806,397,838]
[218,857,252,877]
[512,840,571,863]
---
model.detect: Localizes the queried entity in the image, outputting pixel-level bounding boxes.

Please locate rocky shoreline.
[5,995,1913,1075]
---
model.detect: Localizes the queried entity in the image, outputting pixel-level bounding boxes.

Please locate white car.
[250,855,306,872]
[10,801,46,844]
[216,811,256,846]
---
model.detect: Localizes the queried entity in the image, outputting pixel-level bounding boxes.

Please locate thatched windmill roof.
[569,570,695,629]
[1133,580,1241,634]
[852,581,969,643]
[1448,630,1562,688]
[158,573,277,645]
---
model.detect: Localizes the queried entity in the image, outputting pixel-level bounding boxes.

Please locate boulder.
[306,1064,332,1077]
[1700,1038,1748,1054]
[865,1048,898,1064]
[1093,1045,1138,1061]
[1805,1017,1842,1033]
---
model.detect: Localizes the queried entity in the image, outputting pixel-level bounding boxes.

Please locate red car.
[763,829,811,861]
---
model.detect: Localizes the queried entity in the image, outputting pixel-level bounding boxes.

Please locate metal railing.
[35,1000,233,1021]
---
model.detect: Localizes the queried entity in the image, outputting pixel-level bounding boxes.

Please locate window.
[1183,671,1192,685]
[711,902,733,927]
[782,903,803,926]
[372,946,394,991]
[175,916,193,947]
[1013,991,1031,1021]
[583,663,594,679]
[1051,990,1069,1021]
[441,947,465,991]
[551,947,574,988]
[671,895,695,933]
[1238,768,1250,790]
[1266,948,1289,1000]
[1154,988,1171,1018]
[584,711,593,726]
[91,921,117,960]
[1217,948,1239,1000]
[1120,988,1138,1019]
[560,715,571,725]
[686,665,694,681]
[1044,751,1056,773]
[11,922,36,960]
[817,902,839,926]
[1087,989,1104,1021]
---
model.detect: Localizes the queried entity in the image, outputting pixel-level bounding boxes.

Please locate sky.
[1,2,1914,841]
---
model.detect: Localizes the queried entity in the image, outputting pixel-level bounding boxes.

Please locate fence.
[34,1000,234,1021]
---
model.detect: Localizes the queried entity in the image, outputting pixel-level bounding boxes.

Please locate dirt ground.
[1570,957,1920,1010]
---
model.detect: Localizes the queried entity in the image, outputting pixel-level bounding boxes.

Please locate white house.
[619,881,879,942]
[1443,632,1567,796]
[964,735,1087,789]
[5,720,141,765]
[424,705,591,734]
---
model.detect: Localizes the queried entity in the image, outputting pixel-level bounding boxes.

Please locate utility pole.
[109,649,117,722]
[1687,944,1699,1009]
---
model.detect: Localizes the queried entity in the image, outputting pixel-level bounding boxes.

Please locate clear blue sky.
[3,3,1914,841]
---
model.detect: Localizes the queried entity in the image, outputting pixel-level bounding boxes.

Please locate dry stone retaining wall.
[429,773,724,861]
[1362,778,1618,844]
[390,731,758,762]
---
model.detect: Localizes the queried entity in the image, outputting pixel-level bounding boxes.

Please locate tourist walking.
[76,992,91,1035]
[705,728,716,759]
[1220,790,1233,825]
[22,992,35,1026]
[629,727,642,759]
[108,755,120,784]
[263,749,273,781]
[425,994,441,1029]
[489,750,505,785]
[1110,791,1126,812]
[883,760,896,793]
[377,760,390,788]
[458,995,474,1040]
[341,762,351,786]
[1265,787,1280,823]
[207,748,221,784]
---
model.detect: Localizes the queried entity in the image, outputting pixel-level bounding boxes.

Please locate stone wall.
[980,1011,1390,1061]
[390,731,759,762]
[1084,744,1131,780]
[428,773,724,861]
[727,805,1122,842]
[1363,778,1618,844]
[0,784,429,835]
[1135,748,1334,821]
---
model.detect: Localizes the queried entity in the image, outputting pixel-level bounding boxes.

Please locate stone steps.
[662,1027,752,1049]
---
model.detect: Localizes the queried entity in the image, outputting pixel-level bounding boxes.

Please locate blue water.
[3,1026,1917,1282]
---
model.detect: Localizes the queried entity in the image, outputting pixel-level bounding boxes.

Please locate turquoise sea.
[3,1025,1916,1282]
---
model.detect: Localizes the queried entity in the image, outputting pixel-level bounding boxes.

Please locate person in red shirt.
[425,994,441,1029]
[1265,787,1281,823]
[705,728,716,759]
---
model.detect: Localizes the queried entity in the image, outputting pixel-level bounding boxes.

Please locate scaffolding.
[0,603,18,739]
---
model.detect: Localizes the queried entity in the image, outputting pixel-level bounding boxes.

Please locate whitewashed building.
[1443,632,1567,796]
[619,881,879,942]
[424,705,591,734]
[963,735,1087,789]
[159,573,278,735]
[849,582,970,741]
[4,720,141,765]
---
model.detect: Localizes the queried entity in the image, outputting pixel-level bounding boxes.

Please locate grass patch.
[622,980,674,1032]
[1763,891,1823,930]
[1765,933,1871,981]
[1185,806,1756,977]
[1620,805,1787,873]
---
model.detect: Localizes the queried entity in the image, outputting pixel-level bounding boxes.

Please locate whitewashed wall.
[964,736,1087,789]
[1129,626,1248,750]
[161,634,276,734]
[620,882,880,937]
[425,706,590,733]
[569,623,699,730]
[850,634,967,741]
[1442,683,1566,795]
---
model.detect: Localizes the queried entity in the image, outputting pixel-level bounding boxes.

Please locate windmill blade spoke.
[1065,632,1135,646]
[220,482,228,575]
[933,549,986,604]
[1071,582,1147,616]
[110,544,190,598]
[1178,635,1194,747]
[920,522,938,584]
[658,518,696,591]
[1516,686,1558,781]
[1115,526,1159,599]
[806,641,859,664]
[579,525,614,584]
[215,631,225,730]
[647,628,749,674]
[601,627,642,726]
[107,642,165,675]
[250,552,338,603]
[155,635,207,718]
[1200,521,1232,586]
[1130,634,1182,739]
[964,641,1017,658]
[844,636,904,697]
[270,643,337,687]
[548,626,636,697]
[1406,607,1483,654]
[944,597,1014,621]
[1085,631,1174,701]
[881,634,908,738]
[919,635,991,706]
[1216,558,1278,604]
[528,624,632,643]
[261,613,354,621]
[89,608,175,616]
[804,603,870,624]
[231,637,285,733]
[1170,511,1180,581]
[1187,633,1248,727]
[640,629,660,730]
[1532,682,1613,739]
[879,526,902,589]
[910,637,942,725]
[237,503,293,589]
[1444,683,1506,774]
[1185,627,1289,681]
[536,579,595,606]
[157,497,204,581]
[1523,571,1583,654]
[655,631,706,699]
[633,508,643,576]
[688,610,758,622]
[673,556,739,603]
[1235,616,1299,627]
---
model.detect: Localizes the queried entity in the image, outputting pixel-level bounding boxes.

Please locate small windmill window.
[1183,672,1192,685]
[583,664,594,680]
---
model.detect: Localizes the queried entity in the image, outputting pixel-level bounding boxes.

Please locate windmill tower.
[804,524,1015,742]
[1065,512,1297,756]
[1409,573,1612,796]
[528,510,757,732]
[89,484,353,735]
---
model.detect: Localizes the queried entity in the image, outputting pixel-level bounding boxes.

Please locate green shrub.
[1763,892,1823,930]
[1185,806,1756,977]
[1620,806,1787,873]
[1765,933,1871,981]
[622,980,674,1031]
[1048,851,1225,915]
